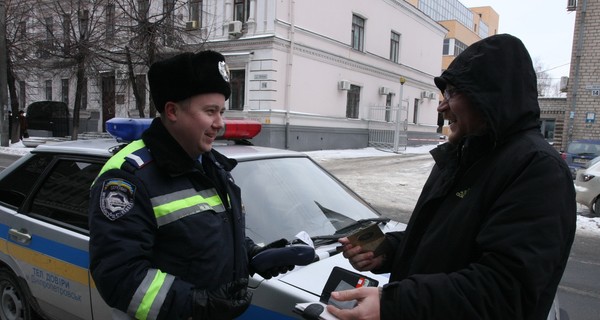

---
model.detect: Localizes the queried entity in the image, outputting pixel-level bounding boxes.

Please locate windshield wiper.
[292,218,391,247]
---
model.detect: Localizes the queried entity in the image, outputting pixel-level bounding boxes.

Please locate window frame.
[7,154,107,234]
[390,31,400,63]
[351,14,365,51]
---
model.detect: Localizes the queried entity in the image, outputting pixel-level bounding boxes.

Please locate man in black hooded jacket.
[328,34,576,320]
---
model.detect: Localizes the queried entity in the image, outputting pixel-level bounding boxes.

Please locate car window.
[567,142,600,156]
[0,154,53,208]
[233,157,379,245]
[30,159,102,232]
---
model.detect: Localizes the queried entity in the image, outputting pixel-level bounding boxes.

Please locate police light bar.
[106,118,152,142]
[106,117,262,142]
[217,119,262,140]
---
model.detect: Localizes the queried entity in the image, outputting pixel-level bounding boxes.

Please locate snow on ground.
[0,140,32,156]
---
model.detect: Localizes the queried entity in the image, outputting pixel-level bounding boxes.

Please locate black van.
[26,101,70,137]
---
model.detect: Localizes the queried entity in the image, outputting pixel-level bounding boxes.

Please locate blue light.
[105,118,153,142]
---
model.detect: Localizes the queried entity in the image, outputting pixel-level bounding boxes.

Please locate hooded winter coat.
[375,34,576,319]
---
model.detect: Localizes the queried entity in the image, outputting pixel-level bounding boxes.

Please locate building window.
[540,119,555,141]
[62,14,70,55]
[79,10,89,42]
[138,0,149,19]
[189,0,202,26]
[413,98,419,124]
[442,38,450,55]
[45,17,53,42]
[385,93,393,122]
[351,14,365,51]
[346,84,361,119]
[418,0,474,31]
[233,0,249,22]
[18,21,26,40]
[106,4,115,40]
[45,80,53,100]
[453,39,467,57]
[390,32,400,63]
[229,70,245,111]
[163,0,175,45]
[62,79,69,106]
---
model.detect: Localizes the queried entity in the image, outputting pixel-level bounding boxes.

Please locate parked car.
[0,118,405,320]
[25,101,70,137]
[574,155,600,214]
[561,139,600,179]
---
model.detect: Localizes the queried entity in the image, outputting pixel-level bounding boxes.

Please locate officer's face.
[169,93,226,158]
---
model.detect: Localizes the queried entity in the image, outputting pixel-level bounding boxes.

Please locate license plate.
[573,158,588,164]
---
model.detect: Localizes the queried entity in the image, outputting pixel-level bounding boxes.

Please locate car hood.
[274,220,405,296]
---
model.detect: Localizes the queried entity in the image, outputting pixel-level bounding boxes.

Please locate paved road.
[319,152,600,320]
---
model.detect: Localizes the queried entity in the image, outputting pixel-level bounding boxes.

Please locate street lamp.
[393,77,406,153]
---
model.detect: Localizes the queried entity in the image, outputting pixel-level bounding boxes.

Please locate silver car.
[0,119,404,319]
[574,156,600,214]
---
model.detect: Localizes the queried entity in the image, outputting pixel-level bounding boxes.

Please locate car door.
[2,154,110,319]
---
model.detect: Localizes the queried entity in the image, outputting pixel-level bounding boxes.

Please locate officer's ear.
[163,101,180,122]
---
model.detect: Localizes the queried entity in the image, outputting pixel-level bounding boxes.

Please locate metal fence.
[368,105,408,153]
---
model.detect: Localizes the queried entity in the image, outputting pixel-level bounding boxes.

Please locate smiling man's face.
[437,86,487,144]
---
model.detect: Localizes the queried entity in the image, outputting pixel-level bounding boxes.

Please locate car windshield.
[567,142,600,156]
[233,157,380,246]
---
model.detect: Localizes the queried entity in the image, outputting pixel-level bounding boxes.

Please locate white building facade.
[17,0,446,151]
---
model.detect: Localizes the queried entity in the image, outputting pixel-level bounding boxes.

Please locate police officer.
[89,51,289,320]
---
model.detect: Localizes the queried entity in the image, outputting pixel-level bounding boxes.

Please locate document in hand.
[346,221,386,256]
[294,267,379,319]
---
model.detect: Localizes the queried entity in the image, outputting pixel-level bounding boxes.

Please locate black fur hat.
[148,50,231,113]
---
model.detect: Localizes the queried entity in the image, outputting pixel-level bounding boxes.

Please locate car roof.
[572,139,600,144]
[31,138,306,161]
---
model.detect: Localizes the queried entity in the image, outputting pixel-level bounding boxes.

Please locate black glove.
[192,278,252,320]
[248,238,295,279]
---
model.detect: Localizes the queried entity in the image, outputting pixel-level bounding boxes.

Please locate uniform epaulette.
[124,147,153,171]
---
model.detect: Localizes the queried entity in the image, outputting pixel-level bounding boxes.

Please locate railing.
[368,105,407,153]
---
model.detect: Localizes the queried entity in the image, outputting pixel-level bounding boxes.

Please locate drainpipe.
[567,0,587,147]
[284,0,295,149]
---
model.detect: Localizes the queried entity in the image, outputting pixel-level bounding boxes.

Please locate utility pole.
[0,0,8,147]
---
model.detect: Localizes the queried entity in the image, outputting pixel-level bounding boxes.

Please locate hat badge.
[218,61,230,83]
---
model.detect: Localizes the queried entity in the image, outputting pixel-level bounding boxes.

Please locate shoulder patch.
[100,178,136,220]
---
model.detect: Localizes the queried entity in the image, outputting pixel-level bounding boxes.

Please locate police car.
[0,118,406,320]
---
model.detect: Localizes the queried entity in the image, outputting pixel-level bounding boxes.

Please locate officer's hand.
[192,278,252,320]
[249,239,295,279]
[255,264,295,280]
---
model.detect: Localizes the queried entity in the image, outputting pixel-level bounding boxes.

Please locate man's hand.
[326,287,381,320]
[338,237,385,271]
[193,278,252,320]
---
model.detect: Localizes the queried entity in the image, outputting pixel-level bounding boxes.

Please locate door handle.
[8,228,32,245]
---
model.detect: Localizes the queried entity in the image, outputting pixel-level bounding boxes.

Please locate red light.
[218,120,262,139]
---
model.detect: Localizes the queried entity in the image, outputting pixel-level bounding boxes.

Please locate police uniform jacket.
[374,35,576,319]
[89,118,254,320]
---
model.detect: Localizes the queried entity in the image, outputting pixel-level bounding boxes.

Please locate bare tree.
[533,59,553,97]
[4,0,36,142]
[8,0,213,139]
[112,0,210,118]
[23,0,116,139]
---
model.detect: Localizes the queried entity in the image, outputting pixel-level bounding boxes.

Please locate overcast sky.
[459,0,577,82]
